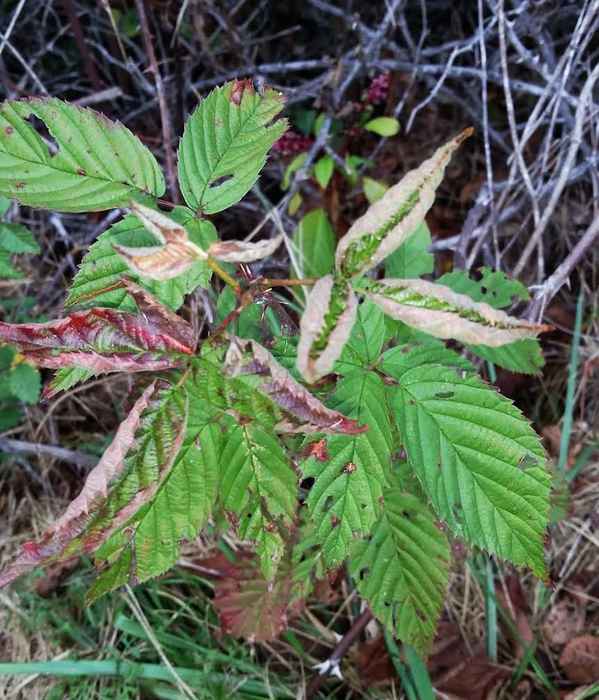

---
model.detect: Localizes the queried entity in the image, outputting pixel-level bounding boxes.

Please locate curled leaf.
[366,278,551,347]
[0,383,158,588]
[208,234,283,263]
[0,281,194,379]
[297,274,358,383]
[336,129,472,278]
[114,202,207,281]
[225,337,366,434]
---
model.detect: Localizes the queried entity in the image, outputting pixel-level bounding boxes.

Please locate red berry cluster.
[366,72,391,105]
[273,130,314,155]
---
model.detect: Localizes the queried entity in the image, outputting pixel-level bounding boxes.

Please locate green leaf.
[220,421,297,579]
[66,207,216,310]
[350,490,450,654]
[364,117,400,137]
[9,363,41,404]
[302,371,392,567]
[0,223,39,254]
[437,267,530,309]
[336,299,386,374]
[288,191,302,215]
[468,340,544,375]
[0,405,22,431]
[178,80,287,214]
[363,177,388,204]
[48,367,95,395]
[89,376,220,600]
[385,222,434,279]
[0,195,11,216]
[0,98,164,212]
[387,361,550,577]
[282,153,307,190]
[380,341,474,376]
[292,208,335,279]
[436,268,543,374]
[344,155,366,186]
[313,155,334,189]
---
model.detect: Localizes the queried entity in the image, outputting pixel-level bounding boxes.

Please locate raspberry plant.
[0,80,552,653]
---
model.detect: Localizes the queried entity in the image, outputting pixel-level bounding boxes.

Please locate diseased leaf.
[387,361,550,577]
[178,79,287,214]
[0,223,40,254]
[225,337,366,435]
[67,207,216,311]
[0,98,164,212]
[302,372,392,567]
[0,281,194,375]
[114,201,207,281]
[336,129,472,278]
[0,383,157,588]
[366,278,551,347]
[385,221,434,279]
[436,267,544,374]
[313,155,334,189]
[350,489,450,654]
[208,234,283,263]
[297,275,358,383]
[88,373,219,600]
[292,208,335,279]
[200,551,303,642]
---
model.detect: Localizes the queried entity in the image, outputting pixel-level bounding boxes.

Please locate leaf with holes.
[437,268,544,374]
[66,207,216,311]
[0,98,164,211]
[350,489,450,654]
[385,358,550,577]
[301,371,392,567]
[178,80,287,214]
[297,275,358,383]
[365,278,551,347]
[336,129,472,278]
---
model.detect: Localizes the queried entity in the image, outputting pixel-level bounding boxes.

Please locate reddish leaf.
[200,551,303,642]
[0,383,157,588]
[560,636,599,683]
[225,337,366,434]
[0,281,194,387]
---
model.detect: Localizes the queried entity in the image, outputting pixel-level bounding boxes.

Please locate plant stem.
[207,257,240,291]
[254,277,318,288]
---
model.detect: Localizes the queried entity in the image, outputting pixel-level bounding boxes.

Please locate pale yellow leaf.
[208,234,284,263]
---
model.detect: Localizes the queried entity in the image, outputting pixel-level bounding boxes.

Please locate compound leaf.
[350,489,450,654]
[0,98,164,212]
[387,361,550,577]
[178,80,286,214]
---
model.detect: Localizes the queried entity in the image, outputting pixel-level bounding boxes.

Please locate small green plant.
[0,79,552,653]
